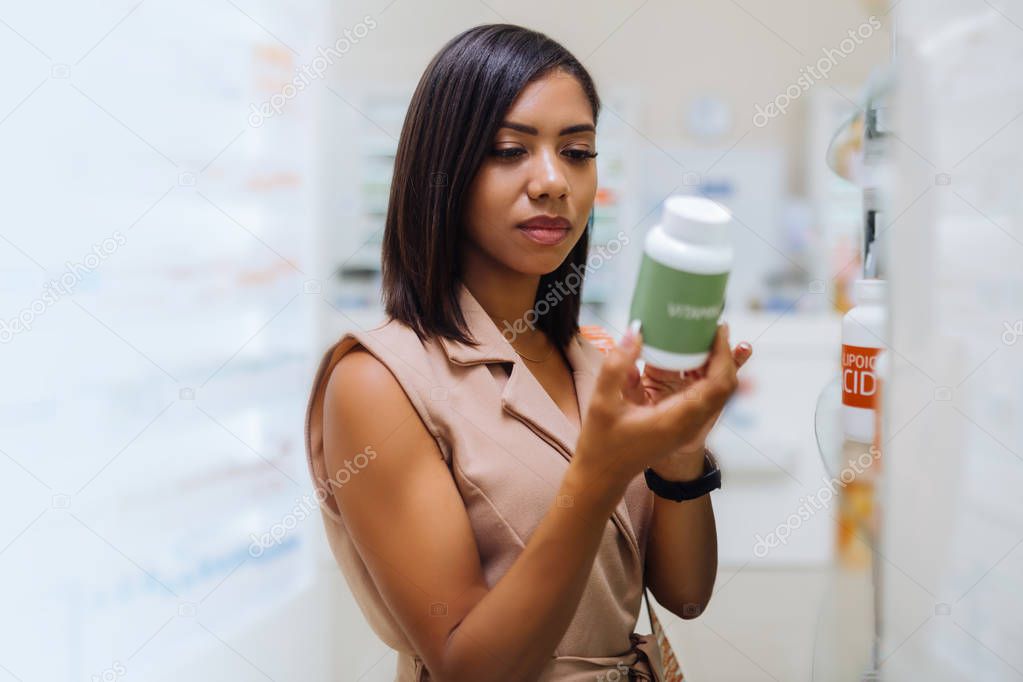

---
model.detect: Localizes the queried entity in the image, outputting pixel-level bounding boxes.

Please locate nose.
[526,146,570,200]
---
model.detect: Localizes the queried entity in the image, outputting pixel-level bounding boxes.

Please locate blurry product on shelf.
[629,195,732,370]
[862,188,881,278]
[815,69,892,315]
[872,349,888,456]
[837,351,887,572]
[832,236,862,313]
[860,70,892,282]
[826,112,866,185]
[841,278,886,444]
[811,89,865,315]
[578,325,616,353]
[836,467,877,570]
[811,56,894,682]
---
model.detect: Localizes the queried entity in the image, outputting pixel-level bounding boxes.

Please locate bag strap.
[645,589,686,681]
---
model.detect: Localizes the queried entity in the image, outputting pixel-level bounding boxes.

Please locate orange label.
[842,344,881,409]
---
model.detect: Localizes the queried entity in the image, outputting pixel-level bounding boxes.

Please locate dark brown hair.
[380,24,601,349]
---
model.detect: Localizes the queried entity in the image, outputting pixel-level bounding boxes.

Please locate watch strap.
[645,451,721,501]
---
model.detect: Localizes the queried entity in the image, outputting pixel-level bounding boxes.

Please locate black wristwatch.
[644,450,721,502]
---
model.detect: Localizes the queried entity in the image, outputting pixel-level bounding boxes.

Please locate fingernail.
[621,320,641,350]
[738,342,752,354]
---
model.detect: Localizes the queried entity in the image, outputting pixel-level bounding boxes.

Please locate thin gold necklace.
[487,311,556,362]
[511,337,556,363]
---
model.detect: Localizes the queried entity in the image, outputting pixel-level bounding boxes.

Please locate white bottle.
[628,195,733,370]
[841,279,887,443]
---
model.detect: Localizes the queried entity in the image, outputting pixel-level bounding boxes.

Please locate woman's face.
[462,69,598,277]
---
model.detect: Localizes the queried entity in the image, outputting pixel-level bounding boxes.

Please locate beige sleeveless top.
[304,282,664,680]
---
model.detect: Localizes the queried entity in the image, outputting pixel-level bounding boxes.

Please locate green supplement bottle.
[628,195,733,370]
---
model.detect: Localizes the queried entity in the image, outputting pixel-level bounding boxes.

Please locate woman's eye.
[491,148,525,160]
[565,149,598,162]
[489,148,598,162]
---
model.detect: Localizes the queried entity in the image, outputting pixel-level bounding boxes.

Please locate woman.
[304,24,752,681]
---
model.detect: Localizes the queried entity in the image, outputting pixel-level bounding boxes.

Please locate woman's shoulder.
[327,317,434,401]
[328,343,396,392]
[326,317,439,377]
[321,317,451,451]
[323,347,451,470]
[326,344,414,430]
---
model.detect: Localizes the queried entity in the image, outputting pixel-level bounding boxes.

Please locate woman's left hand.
[621,325,753,465]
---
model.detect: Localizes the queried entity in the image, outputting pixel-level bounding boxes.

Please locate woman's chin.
[512,257,571,278]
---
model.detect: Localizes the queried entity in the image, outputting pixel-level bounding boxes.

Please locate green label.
[628,254,729,355]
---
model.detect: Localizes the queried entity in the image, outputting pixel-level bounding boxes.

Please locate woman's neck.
[460,259,547,349]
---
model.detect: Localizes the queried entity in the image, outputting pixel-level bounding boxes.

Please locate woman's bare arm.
[323,348,623,682]
[644,483,718,618]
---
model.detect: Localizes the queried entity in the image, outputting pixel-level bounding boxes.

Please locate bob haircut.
[380,23,601,350]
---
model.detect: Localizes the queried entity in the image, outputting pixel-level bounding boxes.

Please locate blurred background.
[1,0,1020,680]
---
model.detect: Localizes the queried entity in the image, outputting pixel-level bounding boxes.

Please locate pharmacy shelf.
[824,68,893,188]
[812,358,884,682]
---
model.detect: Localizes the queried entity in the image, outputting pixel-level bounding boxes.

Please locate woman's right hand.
[573,324,739,496]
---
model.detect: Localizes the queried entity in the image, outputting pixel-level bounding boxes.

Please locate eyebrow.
[499,121,596,136]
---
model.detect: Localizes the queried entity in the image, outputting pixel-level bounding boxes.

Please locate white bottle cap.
[853,278,886,304]
[660,195,731,246]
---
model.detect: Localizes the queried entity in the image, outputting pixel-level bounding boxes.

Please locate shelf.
[813,377,883,681]
[825,67,893,187]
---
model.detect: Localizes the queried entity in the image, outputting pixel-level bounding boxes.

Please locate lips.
[517,215,572,246]
[518,215,572,230]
